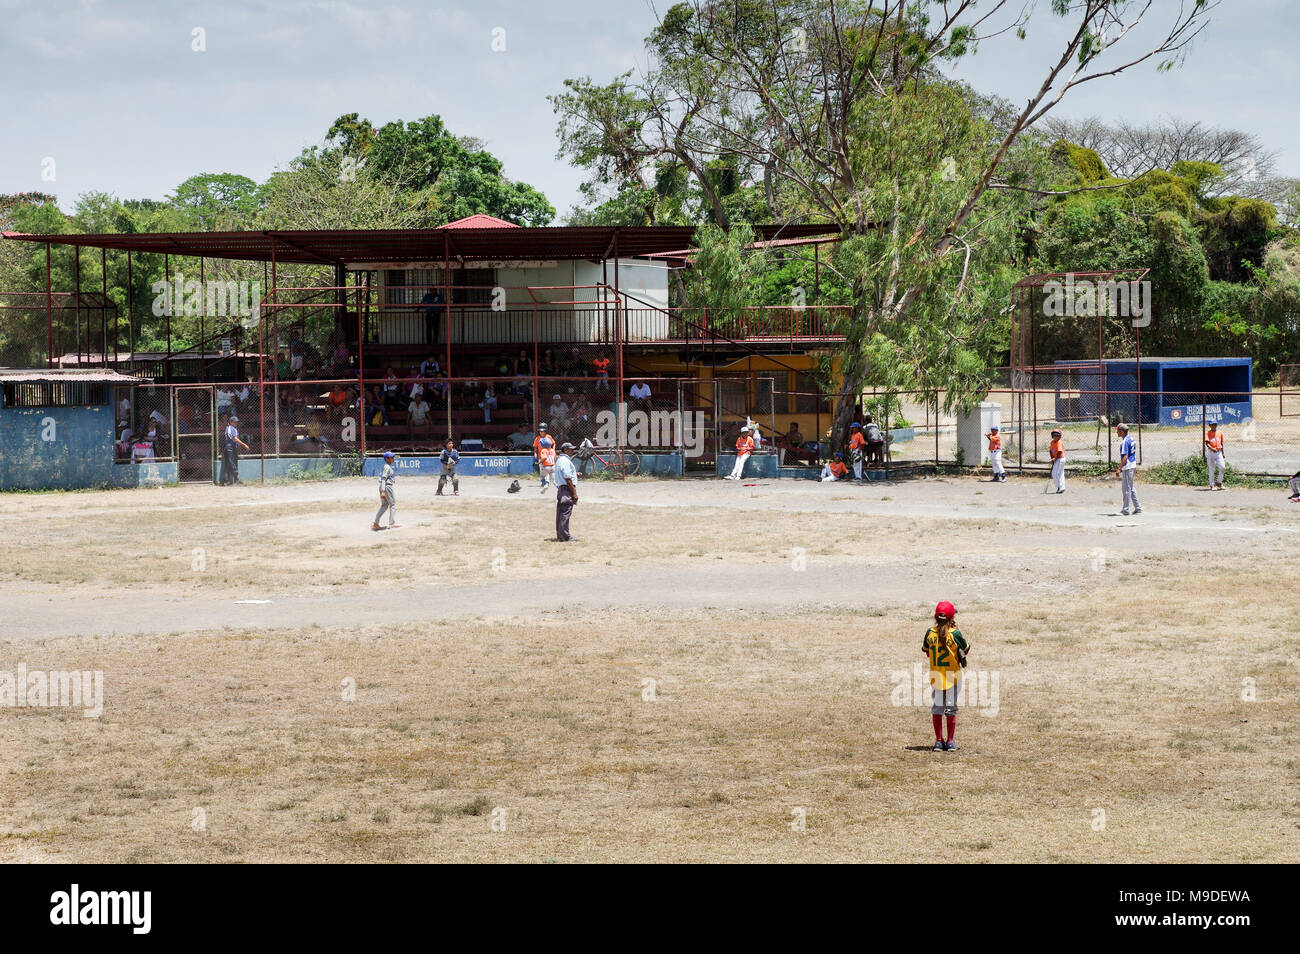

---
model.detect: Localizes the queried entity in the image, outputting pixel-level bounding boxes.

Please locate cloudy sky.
[2,0,1295,219]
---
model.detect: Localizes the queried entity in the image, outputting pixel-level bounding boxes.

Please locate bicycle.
[575,438,641,478]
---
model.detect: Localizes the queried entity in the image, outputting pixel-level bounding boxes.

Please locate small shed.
[0,368,146,490]
[1053,357,1252,426]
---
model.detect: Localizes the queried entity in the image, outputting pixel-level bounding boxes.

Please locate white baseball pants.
[1207,450,1225,487]
[1050,458,1065,492]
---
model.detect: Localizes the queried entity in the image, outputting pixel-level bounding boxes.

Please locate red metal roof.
[1,224,841,266]
[444,214,520,229]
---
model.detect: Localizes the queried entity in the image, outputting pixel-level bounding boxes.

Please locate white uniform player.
[1204,422,1226,490]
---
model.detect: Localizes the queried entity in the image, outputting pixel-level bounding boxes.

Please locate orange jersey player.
[987,425,1006,482]
[726,426,755,480]
[1049,428,1065,493]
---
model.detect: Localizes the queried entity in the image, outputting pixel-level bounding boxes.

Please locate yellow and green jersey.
[922,626,969,690]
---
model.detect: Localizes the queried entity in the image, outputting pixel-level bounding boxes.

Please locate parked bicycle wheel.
[619,449,641,476]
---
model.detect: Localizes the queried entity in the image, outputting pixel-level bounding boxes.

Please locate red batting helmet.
[934,601,956,620]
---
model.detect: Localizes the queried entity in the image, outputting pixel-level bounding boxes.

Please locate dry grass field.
[0,472,1297,862]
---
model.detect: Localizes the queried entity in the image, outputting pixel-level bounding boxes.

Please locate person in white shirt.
[554,442,579,541]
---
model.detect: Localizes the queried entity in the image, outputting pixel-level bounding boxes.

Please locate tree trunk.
[831,341,868,454]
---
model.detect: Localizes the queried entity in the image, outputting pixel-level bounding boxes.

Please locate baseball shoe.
[1289,496,1299,503]
[1134,507,1143,514]
[1121,510,1129,516]
[944,741,959,752]
[932,740,945,751]
[1055,489,1065,494]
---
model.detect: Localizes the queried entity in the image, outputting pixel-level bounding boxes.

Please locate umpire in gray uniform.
[555,441,578,542]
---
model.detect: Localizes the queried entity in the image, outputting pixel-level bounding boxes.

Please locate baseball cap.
[383,451,394,459]
[1051,428,1062,436]
[560,442,576,452]
[851,422,861,429]
[229,415,240,422]
[539,423,548,430]
[935,601,957,620]
[989,425,999,431]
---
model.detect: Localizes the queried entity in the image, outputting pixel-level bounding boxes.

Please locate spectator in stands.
[430,371,448,401]
[216,385,235,418]
[327,383,349,421]
[479,385,499,423]
[569,395,591,438]
[405,367,424,403]
[421,287,445,345]
[408,391,431,442]
[332,342,351,375]
[494,351,513,376]
[508,423,535,450]
[362,386,388,426]
[539,348,558,378]
[592,351,611,389]
[276,351,291,381]
[548,393,570,431]
[513,350,532,396]
[118,394,131,420]
[629,380,652,414]
[420,355,440,380]
[382,367,405,412]
[304,413,325,450]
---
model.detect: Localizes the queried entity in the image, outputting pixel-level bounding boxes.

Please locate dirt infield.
[0,473,1297,862]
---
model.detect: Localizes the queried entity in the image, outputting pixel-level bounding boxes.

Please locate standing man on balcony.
[421,286,445,346]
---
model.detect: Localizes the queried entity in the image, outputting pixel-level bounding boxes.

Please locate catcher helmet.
[507,480,521,493]
[935,600,956,620]
[1050,428,1062,437]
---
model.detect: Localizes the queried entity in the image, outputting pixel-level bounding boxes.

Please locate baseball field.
[0,471,1296,863]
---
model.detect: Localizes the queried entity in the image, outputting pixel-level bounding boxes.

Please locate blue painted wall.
[0,399,117,491]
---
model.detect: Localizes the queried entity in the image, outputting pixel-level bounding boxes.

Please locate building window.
[3,381,108,407]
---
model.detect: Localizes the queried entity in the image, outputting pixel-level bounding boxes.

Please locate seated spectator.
[494,351,513,376]
[479,385,499,423]
[304,413,325,450]
[513,349,532,395]
[548,393,569,429]
[629,380,651,413]
[382,368,406,411]
[408,392,432,441]
[362,386,388,426]
[326,383,349,420]
[332,342,351,373]
[430,371,448,401]
[539,348,557,377]
[276,351,291,381]
[508,423,535,450]
[821,453,849,482]
[778,421,818,466]
[419,355,440,380]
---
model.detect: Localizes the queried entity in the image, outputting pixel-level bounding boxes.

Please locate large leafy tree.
[554,0,1219,442]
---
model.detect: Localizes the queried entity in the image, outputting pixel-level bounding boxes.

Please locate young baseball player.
[437,439,460,496]
[1049,428,1065,493]
[538,435,557,492]
[923,601,969,751]
[1288,469,1300,503]
[1204,421,1226,490]
[848,422,866,482]
[820,453,849,482]
[725,426,754,480]
[1115,423,1142,515]
[987,425,1006,482]
[372,451,399,531]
